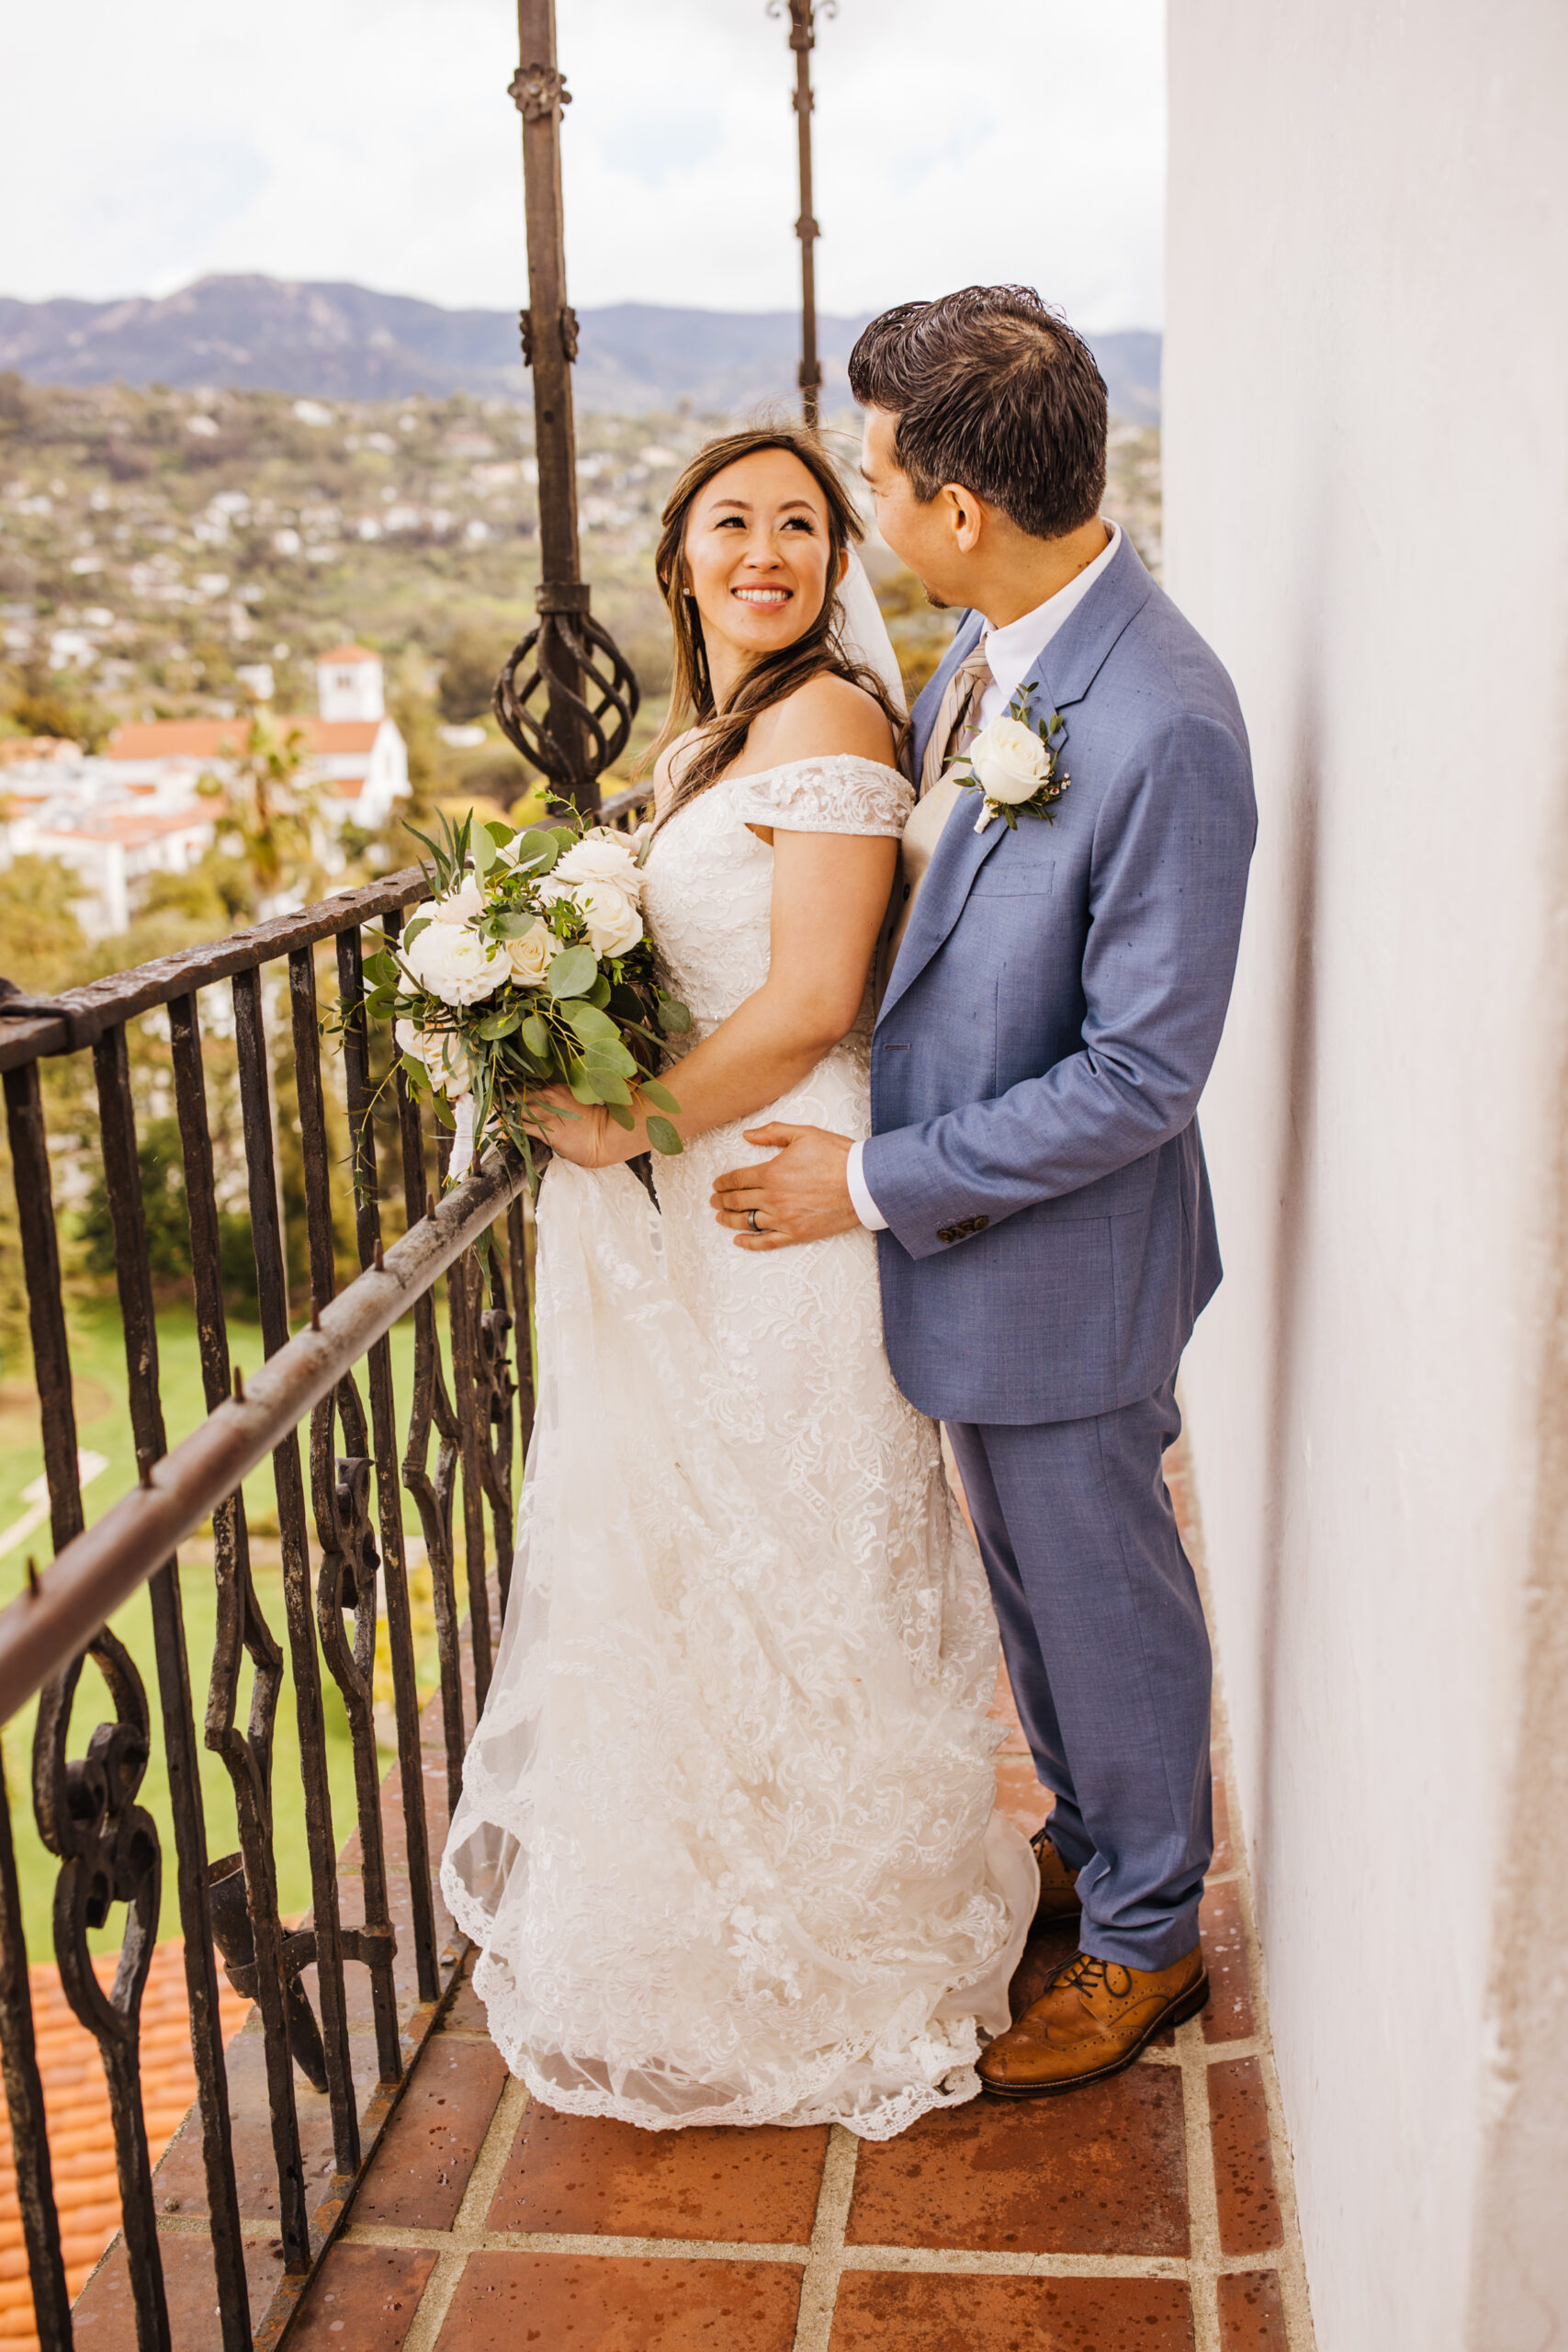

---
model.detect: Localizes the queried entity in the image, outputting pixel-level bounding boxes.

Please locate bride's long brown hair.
[646,426,905,829]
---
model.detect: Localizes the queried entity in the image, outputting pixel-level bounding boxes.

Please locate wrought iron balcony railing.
[0,783,649,2350]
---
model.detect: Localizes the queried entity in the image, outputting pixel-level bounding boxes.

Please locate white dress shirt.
[845,524,1122,1233]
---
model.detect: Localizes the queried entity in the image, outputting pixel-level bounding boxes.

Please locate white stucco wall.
[1164,5,1568,2346]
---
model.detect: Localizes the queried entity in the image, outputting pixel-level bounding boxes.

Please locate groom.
[712,285,1256,2095]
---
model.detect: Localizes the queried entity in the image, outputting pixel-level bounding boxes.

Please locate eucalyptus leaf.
[484,820,516,851]
[402,915,432,947]
[587,974,613,1008]
[604,1102,637,1131]
[568,1061,605,1104]
[645,1115,683,1157]
[470,823,496,876]
[657,996,693,1035]
[399,1051,430,1094]
[475,1007,524,1041]
[563,1001,619,1043]
[547,944,598,999]
[638,1077,680,1114]
[520,1012,551,1057]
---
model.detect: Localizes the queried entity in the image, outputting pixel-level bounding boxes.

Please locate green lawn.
[0,1298,464,1960]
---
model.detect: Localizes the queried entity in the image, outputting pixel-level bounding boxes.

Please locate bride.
[441,425,1035,2138]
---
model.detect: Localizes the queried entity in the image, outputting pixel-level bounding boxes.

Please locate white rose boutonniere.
[951,685,1069,834]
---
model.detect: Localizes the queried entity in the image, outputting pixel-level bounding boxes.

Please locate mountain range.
[0,276,1161,424]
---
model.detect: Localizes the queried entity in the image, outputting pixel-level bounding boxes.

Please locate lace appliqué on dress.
[728,753,913,839]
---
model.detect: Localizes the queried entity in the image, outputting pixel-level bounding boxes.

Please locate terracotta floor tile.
[1201,1879,1256,2043]
[487,2104,827,2243]
[1208,2059,1282,2256]
[350,2039,508,2229]
[1218,2267,1289,2346]
[433,2250,802,2350]
[67,2226,285,2351]
[288,2241,439,2349]
[846,2067,1189,2256]
[829,2270,1195,2351]
[441,1953,491,2035]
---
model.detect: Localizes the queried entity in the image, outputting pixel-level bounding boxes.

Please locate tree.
[208,714,322,906]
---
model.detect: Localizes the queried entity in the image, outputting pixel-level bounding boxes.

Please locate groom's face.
[860,407,974,612]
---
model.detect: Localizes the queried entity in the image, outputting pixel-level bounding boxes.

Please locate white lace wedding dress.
[441,755,1035,2138]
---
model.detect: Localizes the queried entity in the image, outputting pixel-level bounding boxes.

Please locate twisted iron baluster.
[473,1248,518,1616]
[6,1053,174,2343]
[231,965,361,2175]
[167,989,312,2273]
[289,944,403,2084]
[336,925,439,2007]
[92,1022,252,2344]
[389,916,468,1817]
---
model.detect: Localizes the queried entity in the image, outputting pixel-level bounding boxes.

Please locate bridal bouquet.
[357,808,690,1184]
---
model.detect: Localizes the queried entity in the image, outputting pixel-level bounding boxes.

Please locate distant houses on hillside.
[0,644,408,933]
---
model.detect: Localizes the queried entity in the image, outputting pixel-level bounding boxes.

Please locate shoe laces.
[1059,1951,1133,2002]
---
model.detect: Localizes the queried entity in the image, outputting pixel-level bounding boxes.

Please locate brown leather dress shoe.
[1032,1826,1082,1924]
[978,1945,1208,2098]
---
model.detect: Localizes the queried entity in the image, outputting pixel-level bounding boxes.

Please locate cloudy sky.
[4,0,1164,329]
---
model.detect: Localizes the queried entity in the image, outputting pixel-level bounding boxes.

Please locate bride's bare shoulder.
[750,673,897,770]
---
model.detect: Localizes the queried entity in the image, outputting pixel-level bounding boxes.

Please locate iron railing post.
[772,0,834,428]
[495,0,639,814]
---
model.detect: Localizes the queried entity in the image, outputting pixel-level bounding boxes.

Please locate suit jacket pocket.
[968,860,1057,898]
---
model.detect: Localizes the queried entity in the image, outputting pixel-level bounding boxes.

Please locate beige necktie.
[878,641,995,1004]
[919,641,994,799]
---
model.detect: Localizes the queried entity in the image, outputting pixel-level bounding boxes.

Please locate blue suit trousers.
[947,1382,1212,1972]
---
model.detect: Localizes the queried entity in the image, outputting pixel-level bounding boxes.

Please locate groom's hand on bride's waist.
[711,1125,859,1250]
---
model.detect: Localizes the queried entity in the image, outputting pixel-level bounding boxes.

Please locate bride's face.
[681,449,845,674]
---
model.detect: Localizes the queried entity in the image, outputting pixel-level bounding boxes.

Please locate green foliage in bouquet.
[355,806,691,1188]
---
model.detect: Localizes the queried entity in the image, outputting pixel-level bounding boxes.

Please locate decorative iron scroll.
[310,1373,404,2085]
[492,603,639,793]
[35,1634,169,2345]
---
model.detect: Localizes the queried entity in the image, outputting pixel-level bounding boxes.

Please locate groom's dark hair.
[849,286,1107,541]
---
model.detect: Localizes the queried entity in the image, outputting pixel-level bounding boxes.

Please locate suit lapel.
[878,533,1156,1025]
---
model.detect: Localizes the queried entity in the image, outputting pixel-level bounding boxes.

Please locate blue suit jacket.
[864,532,1256,1424]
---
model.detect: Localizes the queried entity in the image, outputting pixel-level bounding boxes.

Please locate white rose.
[395,1016,473,1098]
[554,830,645,903]
[505,919,555,986]
[570,881,643,957]
[404,914,505,1006]
[968,716,1052,805]
[431,876,485,924]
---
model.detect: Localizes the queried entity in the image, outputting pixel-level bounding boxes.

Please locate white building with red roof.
[0,642,410,934]
[101,644,408,831]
